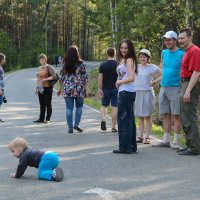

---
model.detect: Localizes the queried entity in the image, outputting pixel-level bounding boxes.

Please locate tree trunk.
[62,1,65,52]
[109,0,116,47]
[185,0,193,28]
[81,0,87,59]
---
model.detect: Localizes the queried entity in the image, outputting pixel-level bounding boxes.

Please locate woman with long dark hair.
[58,46,88,133]
[113,39,138,154]
[0,53,6,122]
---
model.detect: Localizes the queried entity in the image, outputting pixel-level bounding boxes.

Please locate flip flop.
[136,137,143,143]
[111,128,118,132]
[143,138,150,144]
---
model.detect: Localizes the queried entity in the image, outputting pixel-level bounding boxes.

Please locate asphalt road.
[0,64,200,200]
[54,61,101,73]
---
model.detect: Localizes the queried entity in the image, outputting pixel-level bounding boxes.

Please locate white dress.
[134,64,160,117]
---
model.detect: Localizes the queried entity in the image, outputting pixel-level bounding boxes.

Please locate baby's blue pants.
[38,151,59,181]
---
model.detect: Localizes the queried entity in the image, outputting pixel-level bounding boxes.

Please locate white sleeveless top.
[116,62,135,92]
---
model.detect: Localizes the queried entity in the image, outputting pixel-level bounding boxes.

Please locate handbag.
[38,82,44,94]
[3,95,7,103]
[47,65,60,86]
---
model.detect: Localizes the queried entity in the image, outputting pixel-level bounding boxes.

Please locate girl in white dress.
[135,49,161,144]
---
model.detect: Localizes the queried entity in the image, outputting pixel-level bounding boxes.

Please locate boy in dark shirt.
[9,137,64,182]
[98,48,119,132]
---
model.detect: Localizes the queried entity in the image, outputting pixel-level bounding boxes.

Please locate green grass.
[85,98,101,110]
[84,98,112,114]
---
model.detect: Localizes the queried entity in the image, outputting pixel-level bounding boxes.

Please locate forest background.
[0,0,200,71]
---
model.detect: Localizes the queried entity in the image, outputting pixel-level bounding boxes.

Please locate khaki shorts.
[159,86,180,115]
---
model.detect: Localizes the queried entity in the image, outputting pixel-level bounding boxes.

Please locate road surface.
[0,64,200,200]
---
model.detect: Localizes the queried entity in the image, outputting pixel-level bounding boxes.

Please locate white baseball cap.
[162,31,177,39]
[139,49,151,57]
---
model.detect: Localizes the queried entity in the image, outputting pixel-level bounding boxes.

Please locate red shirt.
[180,45,200,78]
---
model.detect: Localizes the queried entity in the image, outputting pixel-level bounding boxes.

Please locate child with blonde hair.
[9,137,64,182]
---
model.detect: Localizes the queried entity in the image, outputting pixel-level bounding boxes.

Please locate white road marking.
[84,104,111,119]
[84,188,120,200]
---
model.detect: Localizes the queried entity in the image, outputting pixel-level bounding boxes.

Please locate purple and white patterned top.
[117,63,135,92]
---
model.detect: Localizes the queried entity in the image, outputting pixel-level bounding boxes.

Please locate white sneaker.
[52,167,64,182]
[170,142,179,150]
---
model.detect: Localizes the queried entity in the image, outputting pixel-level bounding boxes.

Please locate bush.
[88,68,99,99]
[0,31,18,71]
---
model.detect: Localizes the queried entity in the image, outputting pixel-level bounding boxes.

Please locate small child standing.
[0,53,6,122]
[135,49,161,144]
[9,137,64,182]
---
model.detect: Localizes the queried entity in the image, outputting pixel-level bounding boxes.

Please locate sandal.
[111,128,118,133]
[143,138,150,144]
[136,137,143,143]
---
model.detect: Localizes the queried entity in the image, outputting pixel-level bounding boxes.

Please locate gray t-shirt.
[135,64,160,91]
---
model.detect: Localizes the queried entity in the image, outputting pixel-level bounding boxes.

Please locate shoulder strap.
[46,65,51,77]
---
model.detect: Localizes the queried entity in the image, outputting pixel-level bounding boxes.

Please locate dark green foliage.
[0,0,200,71]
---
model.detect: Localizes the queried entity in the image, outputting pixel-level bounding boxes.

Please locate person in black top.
[9,137,64,182]
[98,48,119,132]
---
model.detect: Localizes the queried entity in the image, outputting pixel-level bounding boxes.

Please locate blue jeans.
[118,91,137,152]
[64,97,84,129]
[0,95,2,106]
[38,151,59,181]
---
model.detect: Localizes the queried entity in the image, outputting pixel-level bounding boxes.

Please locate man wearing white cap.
[153,31,184,148]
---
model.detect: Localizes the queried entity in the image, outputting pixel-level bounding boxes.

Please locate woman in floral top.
[0,53,6,122]
[58,46,88,133]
